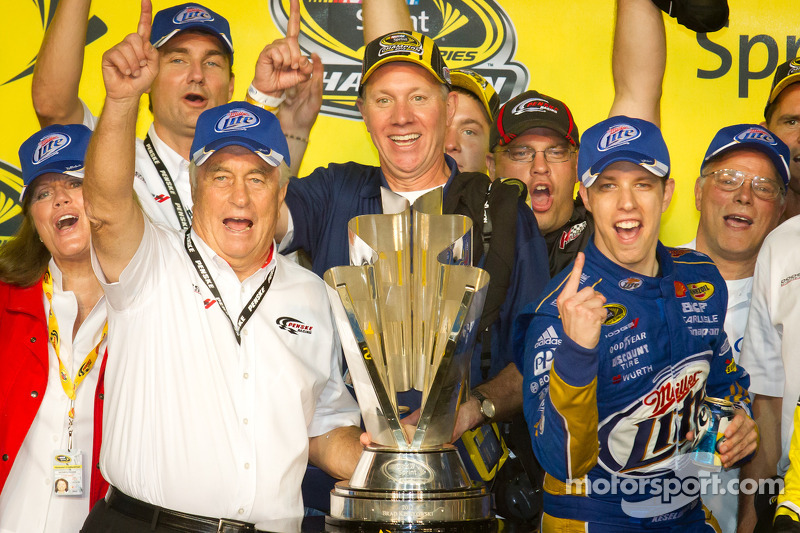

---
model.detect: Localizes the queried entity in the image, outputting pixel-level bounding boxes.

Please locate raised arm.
[32,0,91,127]
[362,0,412,44]
[609,0,665,126]
[84,0,156,282]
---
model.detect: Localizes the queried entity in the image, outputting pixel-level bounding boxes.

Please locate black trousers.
[81,497,172,532]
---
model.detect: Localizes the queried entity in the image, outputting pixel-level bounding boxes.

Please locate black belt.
[107,486,257,533]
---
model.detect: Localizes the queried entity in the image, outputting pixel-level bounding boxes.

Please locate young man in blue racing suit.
[514,116,759,532]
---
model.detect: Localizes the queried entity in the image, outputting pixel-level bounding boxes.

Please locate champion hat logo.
[32,133,71,165]
[598,124,641,151]
[734,127,776,145]
[378,33,423,57]
[173,6,213,24]
[511,97,558,115]
[214,109,260,133]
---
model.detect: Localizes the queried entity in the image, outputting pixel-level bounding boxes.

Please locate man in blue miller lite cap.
[79,31,364,525]
[515,113,758,531]
[150,3,234,61]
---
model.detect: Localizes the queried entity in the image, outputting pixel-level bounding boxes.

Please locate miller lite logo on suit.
[268,0,528,119]
[276,316,313,335]
[511,97,558,115]
[378,33,423,56]
[598,124,640,152]
[173,6,213,24]
[598,357,709,476]
[618,278,643,291]
[734,127,777,145]
[32,133,71,164]
[214,109,260,132]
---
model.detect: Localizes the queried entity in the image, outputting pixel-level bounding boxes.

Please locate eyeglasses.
[495,146,575,163]
[702,168,785,201]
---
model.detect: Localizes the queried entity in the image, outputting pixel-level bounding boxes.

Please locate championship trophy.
[324,189,493,527]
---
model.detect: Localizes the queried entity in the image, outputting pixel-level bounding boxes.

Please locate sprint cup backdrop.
[1,0,796,245]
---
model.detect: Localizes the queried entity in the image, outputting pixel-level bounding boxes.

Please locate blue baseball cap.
[18,124,92,201]
[151,3,234,63]
[191,101,290,167]
[702,124,791,188]
[578,116,670,187]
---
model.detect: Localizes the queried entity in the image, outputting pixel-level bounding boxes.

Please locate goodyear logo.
[33,133,71,165]
[511,97,558,115]
[734,127,776,145]
[268,0,528,119]
[603,304,627,325]
[214,109,260,133]
[688,282,715,301]
[618,277,643,291]
[378,32,423,56]
[598,124,640,152]
[174,7,213,24]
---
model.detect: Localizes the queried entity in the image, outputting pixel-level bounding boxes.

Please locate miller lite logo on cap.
[214,109,260,133]
[32,133,71,165]
[378,32,423,57]
[598,124,641,152]
[734,127,776,145]
[511,97,558,116]
[173,6,213,24]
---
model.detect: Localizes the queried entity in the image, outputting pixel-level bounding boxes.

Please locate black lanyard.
[144,134,191,230]
[183,230,276,344]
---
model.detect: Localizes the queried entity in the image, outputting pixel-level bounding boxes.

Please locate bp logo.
[0,161,23,244]
[269,0,528,119]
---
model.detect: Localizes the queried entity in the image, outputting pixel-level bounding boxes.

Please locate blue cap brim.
[582,150,670,187]
[153,26,234,61]
[192,137,287,168]
[20,165,85,201]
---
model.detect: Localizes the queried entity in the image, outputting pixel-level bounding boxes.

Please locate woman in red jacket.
[0,124,108,532]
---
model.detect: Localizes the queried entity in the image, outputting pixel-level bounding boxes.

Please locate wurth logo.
[276,316,313,335]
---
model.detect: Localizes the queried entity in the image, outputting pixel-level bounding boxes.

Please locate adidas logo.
[534,325,561,349]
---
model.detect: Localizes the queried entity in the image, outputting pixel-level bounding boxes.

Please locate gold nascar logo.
[687,282,715,301]
[603,304,627,325]
[268,0,529,119]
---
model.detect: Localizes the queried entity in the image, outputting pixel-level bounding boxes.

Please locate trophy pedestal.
[327,447,493,525]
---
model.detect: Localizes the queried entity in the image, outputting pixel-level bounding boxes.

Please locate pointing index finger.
[563,252,586,297]
[138,0,153,42]
[286,0,301,39]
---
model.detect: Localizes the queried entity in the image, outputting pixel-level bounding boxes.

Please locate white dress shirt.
[93,220,360,523]
[0,260,107,533]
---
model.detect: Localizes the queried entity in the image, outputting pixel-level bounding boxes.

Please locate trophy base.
[328,447,492,524]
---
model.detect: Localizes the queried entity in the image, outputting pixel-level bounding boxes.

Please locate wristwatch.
[471,389,496,423]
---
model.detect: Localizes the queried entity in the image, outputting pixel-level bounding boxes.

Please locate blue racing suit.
[514,241,751,532]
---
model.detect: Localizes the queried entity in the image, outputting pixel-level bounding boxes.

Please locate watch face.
[482,399,496,420]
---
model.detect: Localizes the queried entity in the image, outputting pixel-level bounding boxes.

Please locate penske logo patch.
[276,316,313,335]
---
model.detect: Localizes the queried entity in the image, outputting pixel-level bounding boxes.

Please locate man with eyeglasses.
[488,90,593,276]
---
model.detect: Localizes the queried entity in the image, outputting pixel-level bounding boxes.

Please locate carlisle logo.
[618,277,643,291]
[687,282,714,301]
[597,124,640,152]
[378,32,423,56]
[214,109,260,133]
[173,7,213,24]
[268,0,528,119]
[277,316,313,335]
[33,134,71,164]
[603,304,627,325]
[734,127,776,145]
[511,97,558,115]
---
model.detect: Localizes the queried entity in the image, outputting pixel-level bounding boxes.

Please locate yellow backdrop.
[1,0,795,246]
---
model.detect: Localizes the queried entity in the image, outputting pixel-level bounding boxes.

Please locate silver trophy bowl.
[324,189,493,525]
